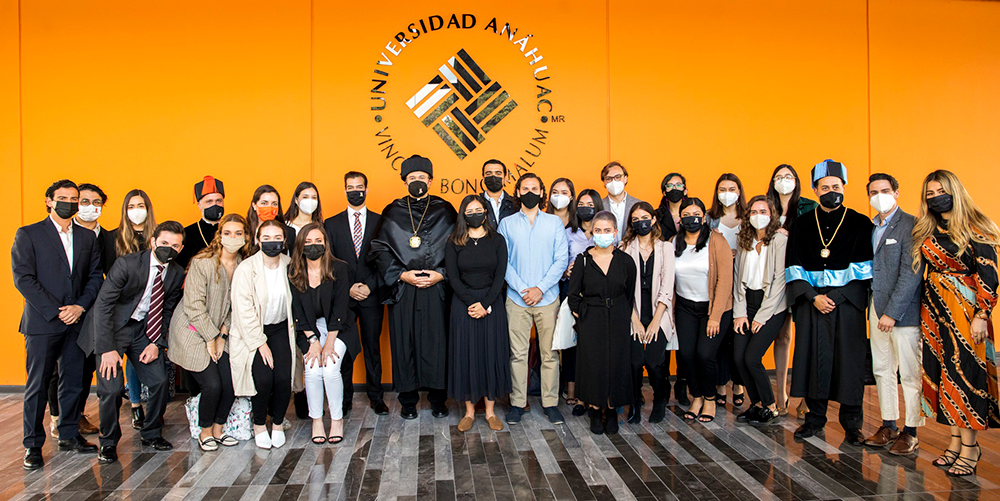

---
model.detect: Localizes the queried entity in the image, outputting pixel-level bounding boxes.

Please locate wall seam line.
[17,0,24,227]
[309,0,315,182]
[866,0,872,182]
[605,0,612,162]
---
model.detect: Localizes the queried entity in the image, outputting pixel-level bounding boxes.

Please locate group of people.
[12,155,998,479]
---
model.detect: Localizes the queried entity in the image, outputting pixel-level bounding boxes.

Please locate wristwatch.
[308,334,320,344]
[975,310,990,320]
[220,333,229,340]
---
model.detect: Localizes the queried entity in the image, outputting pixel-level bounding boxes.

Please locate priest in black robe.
[785,160,873,444]
[369,155,457,420]
[176,176,226,268]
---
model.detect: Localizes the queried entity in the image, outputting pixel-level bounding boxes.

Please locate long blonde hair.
[912,169,1000,271]
[115,189,157,257]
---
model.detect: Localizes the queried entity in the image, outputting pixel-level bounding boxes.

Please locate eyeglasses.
[664,183,684,190]
[604,174,625,182]
[79,200,103,207]
[773,174,795,182]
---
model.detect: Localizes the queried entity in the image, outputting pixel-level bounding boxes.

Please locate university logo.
[405,49,517,160]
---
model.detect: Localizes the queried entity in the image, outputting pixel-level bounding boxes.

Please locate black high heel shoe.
[715,393,727,407]
[588,408,604,435]
[732,393,745,407]
[933,434,962,468]
[947,443,981,477]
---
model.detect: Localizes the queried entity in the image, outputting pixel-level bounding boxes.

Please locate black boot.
[675,379,690,406]
[604,408,620,435]
[131,406,145,430]
[649,401,666,423]
[627,402,642,424]
[588,408,604,435]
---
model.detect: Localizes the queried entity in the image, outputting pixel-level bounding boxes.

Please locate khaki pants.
[869,299,925,428]
[507,298,560,408]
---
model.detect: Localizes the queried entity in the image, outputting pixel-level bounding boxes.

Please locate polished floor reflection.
[2,383,999,500]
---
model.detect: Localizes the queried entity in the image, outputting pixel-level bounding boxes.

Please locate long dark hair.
[546,178,578,231]
[674,197,710,257]
[283,181,323,225]
[246,184,285,236]
[449,195,493,246]
[736,195,781,251]
[620,201,661,249]
[573,188,605,234]
[707,173,747,220]
[766,164,803,231]
[288,223,341,292]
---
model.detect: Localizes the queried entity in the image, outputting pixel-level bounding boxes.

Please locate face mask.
[465,212,486,229]
[593,233,615,248]
[549,194,571,210]
[869,193,897,214]
[680,215,703,233]
[577,206,596,222]
[718,192,739,207]
[519,191,541,210]
[819,191,843,209]
[774,178,796,195]
[221,235,245,253]
[927,193,953,214]
[255,205,278,222]
[606,180,625,197]
[77,205,101,222]
[408,180,428,198]
[203,204,224,222]
[631,219,653,236]
[260,240,284,257]
[127,208,147,225]
[749,214,771,230]
[154,245,178,264]
[665,189,684,203]
[346,190,366,207]
[303,244,325,261]
[483,175,504,193]
[298,198,318,215]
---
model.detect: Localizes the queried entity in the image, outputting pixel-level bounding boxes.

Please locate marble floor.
[2,383,999,500]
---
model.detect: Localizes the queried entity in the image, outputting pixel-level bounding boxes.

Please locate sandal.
[566,397,578,406]
[732,393,745,407]
[947,443,981,477]
[312,420,326,444]
[199,436,219,451]
[684,399,703,421]
[715,393,727,406]
[933,434,962,467]
[698,399,717,423]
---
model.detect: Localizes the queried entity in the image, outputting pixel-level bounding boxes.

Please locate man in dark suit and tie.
[80,221,186,463]
[12,179,103,469]
[324,171,388,415]
[481,159,517,229]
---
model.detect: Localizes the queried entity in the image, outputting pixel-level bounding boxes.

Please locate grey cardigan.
[871,209,922,326]
[168,255,239,373]
[732,232,787,324]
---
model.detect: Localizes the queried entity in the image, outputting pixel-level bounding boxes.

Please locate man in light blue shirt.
[499,173,569,425]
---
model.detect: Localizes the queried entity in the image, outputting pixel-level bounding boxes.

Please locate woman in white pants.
[289,223,360,444]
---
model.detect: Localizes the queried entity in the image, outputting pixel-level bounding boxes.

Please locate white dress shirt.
[742,240,768,291]
[608,194,628,234]
[483,192,503,222]
[131,253,169,321]
[348,206,368,238]
[50,216,74,273]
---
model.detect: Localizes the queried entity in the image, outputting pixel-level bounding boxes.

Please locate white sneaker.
[270,428,286,448]
[254,430,272,449]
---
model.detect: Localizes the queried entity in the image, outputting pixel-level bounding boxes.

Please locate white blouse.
[675,245,710,302]
[718,222,740,251]
[742,240,768,291]
[262,263,288,325]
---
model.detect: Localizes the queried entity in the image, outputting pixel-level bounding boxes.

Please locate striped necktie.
[145,265,165,344]
[353,212,363,258]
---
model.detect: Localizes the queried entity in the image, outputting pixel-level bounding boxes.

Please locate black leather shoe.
[432,403,449,418]
[845,428,866,446]
[627,404,641,424]
[97,445,118,464]
[140,437,173,451]
[23,448,43,470]
[131,406,145,430]
[604,408,620,435]
[737,406,761,423]
[794,424,823,439]
[649,401,666,423]
[371,401,389,416]
[750,407,779,426]
[401,406,418,420]
[58,436,98,453]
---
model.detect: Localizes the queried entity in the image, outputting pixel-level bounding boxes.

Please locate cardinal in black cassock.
[369,155,457,419]
[785,160,873,442]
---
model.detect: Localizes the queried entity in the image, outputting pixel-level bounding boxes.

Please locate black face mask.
[154,245,178,264]
[483,175,504,193]
[465,212,487,229]
[54,201,78,219]
[577,206,596,222]
[927,193,954,214]
[665,190,685,203]
[260,241,284,257]
[519,192,541,210]
[346,190,366,207]
[408,181,428,198]
[303,244,325,261]
[631,219,653,236]
[203,204,224,222]
[680,216,703,233]
[819,191,844,209]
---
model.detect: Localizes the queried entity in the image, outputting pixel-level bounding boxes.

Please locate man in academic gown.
[175,176,225,268]
[785,159,874,444]
[369,155,457,420]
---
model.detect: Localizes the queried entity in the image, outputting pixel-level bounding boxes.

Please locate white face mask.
[77,205,101,222]
[718,191,739,207]
[221,235,245,253]
[298,198,318,215]
[749,214,771,230]
[549,194,571,210]
[774,178,796,195]
[870,193,897,214]
[127,208,147,225]
[606,180,625,197]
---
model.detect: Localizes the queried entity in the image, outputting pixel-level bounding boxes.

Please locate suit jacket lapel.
[42,219,72,273]
[876,215,897,253]
[71,227,87,276]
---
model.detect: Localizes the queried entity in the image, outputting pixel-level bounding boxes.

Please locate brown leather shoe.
[487,415,504,431]
[888,432,919,455]
[457,416,474,432]
[864,425,899,448]
[78,416,99,435]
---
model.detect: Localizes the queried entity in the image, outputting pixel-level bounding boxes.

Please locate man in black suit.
[80,221,186,463]
[12,179,103,469]
[481,159,517,228]
[324,171,388,416]
[175,175,225,268]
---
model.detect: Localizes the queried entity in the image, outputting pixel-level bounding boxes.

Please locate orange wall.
[2,0,998,384]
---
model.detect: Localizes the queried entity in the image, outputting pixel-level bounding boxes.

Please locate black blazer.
[12,218,104,335]
[79,250,184,355]
[481,191,517,229]
[323,209,382,307]
[94,225,117,275]
[290,259,360,355]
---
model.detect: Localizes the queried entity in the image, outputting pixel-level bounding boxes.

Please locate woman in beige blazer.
[169,214,250,451]
[620,202,676,425]
[732,195,788,426]
[230,219,300,450]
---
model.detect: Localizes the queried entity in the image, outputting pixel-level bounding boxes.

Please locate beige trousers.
[507,298,560,408]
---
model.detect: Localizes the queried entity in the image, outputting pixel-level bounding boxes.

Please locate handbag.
[551,298,577,350]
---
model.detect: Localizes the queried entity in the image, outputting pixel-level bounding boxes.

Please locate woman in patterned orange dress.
[914,170,1000,477]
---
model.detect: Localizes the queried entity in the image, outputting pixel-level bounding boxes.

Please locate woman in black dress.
[446,195,510,432]
[568,211,637,435]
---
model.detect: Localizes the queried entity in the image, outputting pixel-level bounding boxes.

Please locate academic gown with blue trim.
[785,204,874,406]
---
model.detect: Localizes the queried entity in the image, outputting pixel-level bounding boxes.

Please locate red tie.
[146,265,165,344]
[353,212,363,258]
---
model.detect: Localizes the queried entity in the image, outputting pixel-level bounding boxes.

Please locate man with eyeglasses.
[600,161,642,243]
